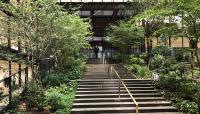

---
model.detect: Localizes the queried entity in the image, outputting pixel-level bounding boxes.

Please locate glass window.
[80,11,91,16]
[82,0,93,2]
[103,0,112,2]
[60,0,71,2]
[94,10,113,16]
[113,0,124,2]
[92,0,103,2]
[71,0,82,2]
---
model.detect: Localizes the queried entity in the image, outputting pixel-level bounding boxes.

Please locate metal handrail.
[110,66,139,114]
[102,56,139,113]
[0,67,28,83]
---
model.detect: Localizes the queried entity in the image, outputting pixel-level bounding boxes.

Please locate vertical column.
[7,17,12,103]
[18,35,22,86]
[8,61,12,103]
[25,67,28,85]
[18,64,21,86]
[181,13,184,48]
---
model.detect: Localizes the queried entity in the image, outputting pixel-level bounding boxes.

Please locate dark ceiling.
[60,2,137,37]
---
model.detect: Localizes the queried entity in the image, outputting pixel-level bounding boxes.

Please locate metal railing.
[110,66,139,114]
[0,66,31,104]
[103,56,139,114]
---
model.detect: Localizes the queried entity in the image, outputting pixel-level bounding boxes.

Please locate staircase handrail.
[110,66,139,114]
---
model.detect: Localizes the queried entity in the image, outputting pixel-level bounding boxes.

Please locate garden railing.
[0,66,31,104]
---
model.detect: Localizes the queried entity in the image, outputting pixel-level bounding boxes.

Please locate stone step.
[73,101,172,108]
[78,84,153,87]
[76,90,158,94]
[78,79,153,82]
[82,76,109,78]
[70,106,177,114]
[84,73,108,75]
[74,97,166,103]
[71,63,179,114]
[82,77,137,79]
[75,93,162,98]
[78,81,152,84]
[99,112,181,114]
[77,87,155,90]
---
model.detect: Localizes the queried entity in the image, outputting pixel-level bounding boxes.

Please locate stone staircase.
[70,62,180,114]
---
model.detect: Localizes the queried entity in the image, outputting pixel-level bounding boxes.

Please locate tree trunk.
[157,37,159,45]
[169,36,171,47]
[190,39,197,79]
[147,37,151,67]
[195,46,200,67]
[191,50,194,79]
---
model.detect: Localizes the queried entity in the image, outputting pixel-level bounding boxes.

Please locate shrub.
[54,109,69,114]
[66,67,82,80]
[155,73,180,91]
[152,45,171,56]
[138,66,151,79]
[128,55,145,65]
[63,57,85,70]
[22,81,45,110]
[43,57,84,87]
[45,82,77,113]
[175,99,198,114]
[45,87,67,111]
[139,53,148,63]
[126,64,151,79]
[174,48,190,62]
[150,54,166,70]
[179,81,198,100]
[43,71,70,87]
[126,64,141,75]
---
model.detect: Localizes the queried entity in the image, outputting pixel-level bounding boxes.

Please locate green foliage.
[126,64,141,75]
[63,58,85,80]
[152,45,171,56]
[138,53,148,63]
[173,48,190,62]
[155,74,200,113]
[126,64,151,79]
[124,54,151,79]
[22,81,45,110]
[175,99,198,114]
[0,0,91,68]
[154,25,179,46]
[138,66,151,79]
[128,55,145,65]
[43,71,70,87]
[179,81,198,100]
[43,57,85,87]
[107,21,144,54]
[150,54,166,70]
[45,89,66,110]
[155,73,180,91]
[44,82,77,113]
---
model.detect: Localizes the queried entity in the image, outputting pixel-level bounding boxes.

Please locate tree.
[0,0,91,78]
[154,25,179,47]
[107,20,144,61]
[174,0,200,67]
